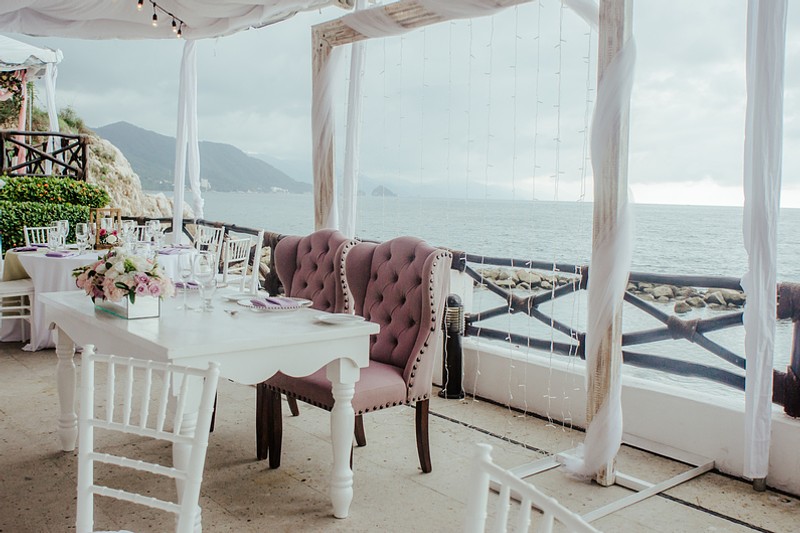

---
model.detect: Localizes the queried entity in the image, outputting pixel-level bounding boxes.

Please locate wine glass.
[120,220,136,251]
[47,226,60,251]
[194,251,217,312]
[177,252,194,310]
[75,223,89,253]
[57,220,69,250]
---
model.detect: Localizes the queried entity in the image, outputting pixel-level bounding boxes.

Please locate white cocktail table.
[40,290,379,519]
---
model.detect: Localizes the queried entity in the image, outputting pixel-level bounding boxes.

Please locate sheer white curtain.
[43,63,59,174]
[741,0,787,481]
[171,40,203,243]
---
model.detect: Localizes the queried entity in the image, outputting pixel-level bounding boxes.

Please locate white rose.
[106,234,118,244]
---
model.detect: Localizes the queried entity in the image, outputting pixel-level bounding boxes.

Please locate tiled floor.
[1,343,798,532]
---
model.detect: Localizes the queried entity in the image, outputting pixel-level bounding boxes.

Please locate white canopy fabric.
[0,1,349,40]
[0,0,350,230]
[0,34,62,168]
[0,34,62,78]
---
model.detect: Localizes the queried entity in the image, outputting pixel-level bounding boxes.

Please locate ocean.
[203,192,799,397]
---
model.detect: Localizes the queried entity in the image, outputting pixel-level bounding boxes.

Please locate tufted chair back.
[274,229,356,313]
[346,236,451,403]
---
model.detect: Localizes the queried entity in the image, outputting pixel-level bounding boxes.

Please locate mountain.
[93,122,311,194]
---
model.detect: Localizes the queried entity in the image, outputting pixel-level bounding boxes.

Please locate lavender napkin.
[10,246,38,252]
[174,281,200,289]
[157,248,183,255]
[45,251,76,258]
[250,297,300,310]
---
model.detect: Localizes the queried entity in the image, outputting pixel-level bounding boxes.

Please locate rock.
[495,278,516,289]
[674,301,692,314]
[626,282,637,292]
[86,135,192,219]
[517,282,531,291]
[540,280,552,290]
[657,296,670,303]
[496,269,512,281]
[675,287,699,298]
[708,303,725,310]
[479,268,499,281]
[638,282,654,290]
[639,293,655,301]
[515,269,541,285]
[704,291,727,306]
[716,288,746,306]
[686,296,706,308]
[652,285,675,299]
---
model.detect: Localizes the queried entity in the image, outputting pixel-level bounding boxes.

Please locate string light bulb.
[136,0,185,37]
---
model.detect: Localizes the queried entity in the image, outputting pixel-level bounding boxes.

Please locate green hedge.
[0,200,89,250]
[0,176,109,208]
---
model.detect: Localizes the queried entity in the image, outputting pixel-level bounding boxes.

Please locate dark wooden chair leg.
[255,383,268,460]
[266,389,283,469]
[415,399,432,473]
[354,414,367,447]
[287,396,300,417]
[209,393,217,433]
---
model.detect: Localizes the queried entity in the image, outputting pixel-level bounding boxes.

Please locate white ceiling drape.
[741,0,787,481]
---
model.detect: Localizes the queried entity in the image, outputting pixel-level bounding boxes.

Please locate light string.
[136,0,185,38]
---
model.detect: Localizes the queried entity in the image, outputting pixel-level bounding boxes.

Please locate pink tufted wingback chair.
[261,236,452,473]
[255,229,356,460]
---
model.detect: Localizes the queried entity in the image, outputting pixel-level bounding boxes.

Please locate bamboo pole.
[588,0,633,487]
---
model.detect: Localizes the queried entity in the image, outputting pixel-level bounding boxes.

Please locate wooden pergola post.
[588,0,633,487]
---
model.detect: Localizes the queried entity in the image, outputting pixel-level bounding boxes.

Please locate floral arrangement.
[98,227,119,246]
[73,248,175,303]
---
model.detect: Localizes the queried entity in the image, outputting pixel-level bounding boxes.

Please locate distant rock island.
[372,185,397,197]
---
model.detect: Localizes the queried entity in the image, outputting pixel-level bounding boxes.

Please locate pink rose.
[135,283,148,295]
[148,282,162,297]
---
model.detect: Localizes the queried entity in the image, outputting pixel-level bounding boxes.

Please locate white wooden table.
[40,290,379,519]
[1,249,190,351]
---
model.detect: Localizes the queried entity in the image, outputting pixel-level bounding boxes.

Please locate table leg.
[55,327,77,451]
[327,359,360,519]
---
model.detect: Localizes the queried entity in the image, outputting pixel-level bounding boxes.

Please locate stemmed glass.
[145,220,162,248]
[120,220,136,251]
[177,252,194,311]
[194,251,217,312]
[57,220,69,249]
[75,223,90,253]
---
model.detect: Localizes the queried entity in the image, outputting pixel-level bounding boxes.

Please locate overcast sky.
[9,0,800,207]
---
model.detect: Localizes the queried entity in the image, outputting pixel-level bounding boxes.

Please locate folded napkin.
[174,281,200,289]
[157,248,183,255]
[10,246,39,252]
[45,251,76,258]
[250,297,300,310]
[168,244,193,249]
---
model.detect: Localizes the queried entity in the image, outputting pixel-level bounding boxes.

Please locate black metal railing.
[449,250,799,416]
[0,130,88,179]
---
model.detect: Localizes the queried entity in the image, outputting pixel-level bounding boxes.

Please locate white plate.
[237,297,313,311]
[315,313,365,325]
[219,290,251,302]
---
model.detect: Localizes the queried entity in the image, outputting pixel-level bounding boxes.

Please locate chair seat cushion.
[266,360,407,414]
[0,278,34,296]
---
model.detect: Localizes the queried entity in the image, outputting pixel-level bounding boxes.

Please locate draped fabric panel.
[741,0,786,481]
[171,40,199,242]
[562,2,636,477]
[340,0,369,239]
[43,63,59,174]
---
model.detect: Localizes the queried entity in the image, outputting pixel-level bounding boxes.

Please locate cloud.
[7,0,800,207]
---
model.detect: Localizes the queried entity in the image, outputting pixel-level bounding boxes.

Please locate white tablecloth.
[0,249,191,351]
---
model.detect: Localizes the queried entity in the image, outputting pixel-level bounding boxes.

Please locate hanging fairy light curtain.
[312,0,636,481]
